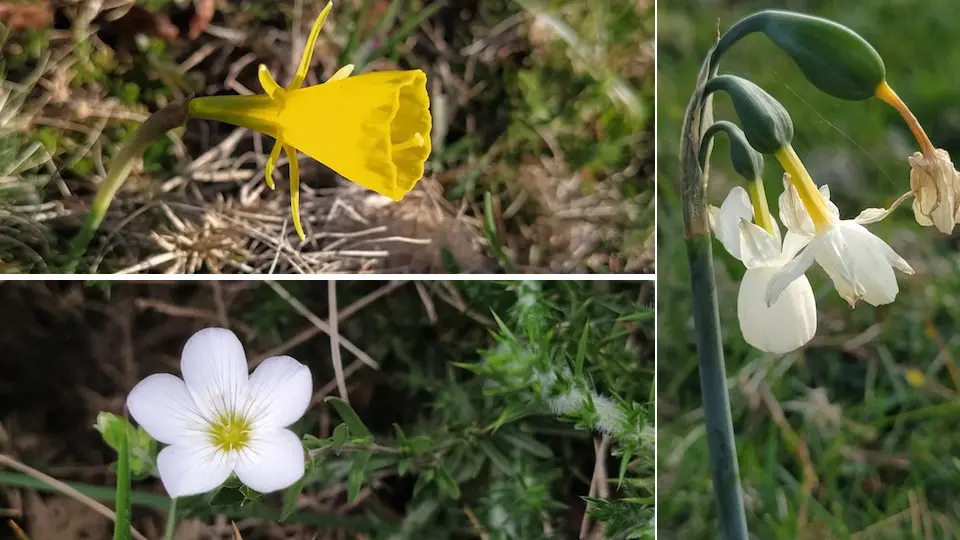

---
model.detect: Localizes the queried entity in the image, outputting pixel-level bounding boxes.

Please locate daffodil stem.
[685,235,749,540]
[775,145,832,233]
[65,101,191,272]
[681,45,749,540]
[875,81,936,158]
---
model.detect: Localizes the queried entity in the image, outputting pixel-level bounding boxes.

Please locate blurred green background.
[0,0,653,274]
[659,0,960,537]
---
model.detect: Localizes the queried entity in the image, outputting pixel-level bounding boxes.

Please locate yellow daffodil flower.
[187,2,432,240]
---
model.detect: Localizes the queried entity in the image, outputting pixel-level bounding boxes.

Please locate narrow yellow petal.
[327,64,355,83]
[264,140,282,190]
[285,144,305,241]
[258,64,283,99]
[290,1,333,91]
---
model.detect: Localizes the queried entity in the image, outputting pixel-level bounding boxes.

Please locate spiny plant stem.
[680,44,749,540]
[65,100,191,273]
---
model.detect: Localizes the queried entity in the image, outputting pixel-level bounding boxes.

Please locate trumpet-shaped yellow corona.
[187,2,432,240]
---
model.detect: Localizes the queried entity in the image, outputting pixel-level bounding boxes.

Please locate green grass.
[659,0,960,537]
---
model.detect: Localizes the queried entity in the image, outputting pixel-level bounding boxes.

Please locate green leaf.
[331,423,350,454]
[499,432,553,459]
[281,462,311,521]
[574,319,590,378]
[347,451,372,502]
[209,486,245,507]
[113,419,132,540]
[433,467,461,500]
[324,397,372,439]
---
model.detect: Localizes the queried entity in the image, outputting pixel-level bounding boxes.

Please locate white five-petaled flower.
[127,328,313,498]
[709,186,817,354]
[767,177,914,309]
[908,148,960,234]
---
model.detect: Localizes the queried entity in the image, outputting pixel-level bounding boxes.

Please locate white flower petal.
[156,443,235,498]
[853,207,888,225]
[780,231,811,261]
[245,356,313,431]
[765,245,816,307]
[836,223,908,306]
[180,328,250,421]
[127,374,207,445]
[738,221,780,268]
[710,186,753,260]
[779,176,815,237]
[234,429,305,494]
[811,227,863,307]
[738,266,817,354]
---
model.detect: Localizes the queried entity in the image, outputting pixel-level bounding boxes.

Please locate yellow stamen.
[748,178,775,237]
[393,133,425,152]
[875,80,936,157]
[258,64,283,100]
[328,64,355,83]
[290,2,333,91]
[285,143,304,241]
[265,141,282,190]
[206,411,252,452]
[774,145,834,234]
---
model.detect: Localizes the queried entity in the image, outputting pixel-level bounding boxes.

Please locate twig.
[265,282,379,370]
[253,281,407,364]
[328,280,348,403]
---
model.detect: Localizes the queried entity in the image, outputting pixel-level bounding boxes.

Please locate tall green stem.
[680,44,749,540]
[65,101,191,272]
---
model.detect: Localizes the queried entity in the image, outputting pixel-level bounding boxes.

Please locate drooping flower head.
[767,155,914,309]
[188,2,432,240]
[127,328,313,497]
[709,185,817,354]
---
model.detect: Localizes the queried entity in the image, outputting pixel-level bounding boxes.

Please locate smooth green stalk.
[66,101,191,272]
[681,44,749,540]
[162,497,177,540]
[113,417,132,540]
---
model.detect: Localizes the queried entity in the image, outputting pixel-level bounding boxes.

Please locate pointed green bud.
[699,121,764,182]
[712,10,885,101]
[703,75,793,155]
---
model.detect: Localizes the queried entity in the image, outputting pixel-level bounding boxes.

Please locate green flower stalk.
[66,101,190,272]
[680,48,750,540]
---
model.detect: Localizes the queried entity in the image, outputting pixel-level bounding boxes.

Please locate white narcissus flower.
[909,148,960,234]
[710,186,817,354]
[127,327,312,498]
[768,177,914,309]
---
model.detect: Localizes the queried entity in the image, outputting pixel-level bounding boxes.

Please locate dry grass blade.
[327,279,348,403]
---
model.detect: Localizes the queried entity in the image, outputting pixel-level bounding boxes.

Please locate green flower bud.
[699,121,764,182]
[712,10,885,101]
[703,75,794,155]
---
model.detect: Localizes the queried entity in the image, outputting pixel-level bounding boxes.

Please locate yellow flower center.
[207,411,252,452]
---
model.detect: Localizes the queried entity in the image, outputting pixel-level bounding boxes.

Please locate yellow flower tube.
[187,1,432,240]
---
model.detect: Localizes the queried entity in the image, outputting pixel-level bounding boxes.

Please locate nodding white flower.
[710,186,817,354]
[127,328,312,498]
[909,148,960,234]
[768,177,914,309]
